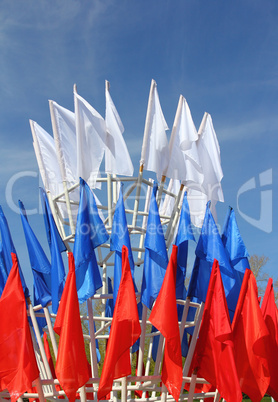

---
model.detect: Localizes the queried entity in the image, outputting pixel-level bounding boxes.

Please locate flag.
[175,191,195,300]
[73,178,108,303]
[188,202,235,303]
[74,88,106,188]
[30,119,64,198]
[149,245,183,402]
[105,277,114,319]
[187,112,224,227]
[222,207,250,320]
[49,100,77,184]
[54,253,89,402]
[141,182,168,309]
[110,184,134,304]
[40,188,66,254]
[97,246,141,400]
[40,190,65,314]
[190,259,242,402]
[0,240,8,296]
[261,278,278,400]
[232,269,270,402]
[105,81,133,176]
[0,253,39,402]
[140,79,169,180]
[166,95,203,187]
[0,205,29,298]
[19,200,52,308]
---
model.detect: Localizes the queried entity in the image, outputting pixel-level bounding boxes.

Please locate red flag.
[54,253,89,402]
[149,245,183,402]
[0,253,39,402]
[261,278,278,400]
[97,245,141,400]
[190,259,242,402]
[232,269,270,402]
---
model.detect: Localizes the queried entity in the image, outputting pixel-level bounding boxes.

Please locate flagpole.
[165,183,184,247]
[86,298,99,381]
[27,299,57,396]
[187,369,198,402]
[182,301,204,378]
[43,306,58,357]
[136,305,148,378]
[156,174,166,208]
[49,99,75,236]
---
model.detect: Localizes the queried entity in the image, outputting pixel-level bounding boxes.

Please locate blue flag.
[141,182,168,309]
[175,191,195,300]
[0,205,29,298]
[110,184,135,304]
[222,207,250,320]
[19,200,52,308]
[110,184,142,352]
[0,241,8,296]
[188,202,236,303]
[73,178,109,303]
[105,277,114,319]
[40,188,66,253]
[40,192,65,313]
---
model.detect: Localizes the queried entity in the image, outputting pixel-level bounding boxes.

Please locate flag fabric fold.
[190,259,242,402]
[221,207,250,320]
[232,269,270,402]
[188,202,235,304]
[105,81,133,176]
[19,200,52,308]
[97,245,141,400]
[187,112,224,227]
[110,184,135,304]
[140,79,169,180]
[0,253,39,402]
[73,178,108,303]
[74,89,106,188]
[141,182,168,309]
[0,205,29,298]
[49,100,77,184]
[166,95,203,187]
[261,278,278,400]
[30,120,64,198]
[40,190,65,314]
[149,245,183,402]
[40,188,66,254]
[54,253,89,402]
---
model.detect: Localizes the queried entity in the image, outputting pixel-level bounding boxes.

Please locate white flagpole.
[182,301,205,378]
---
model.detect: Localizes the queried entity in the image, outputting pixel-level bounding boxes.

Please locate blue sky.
[0,0,278,292]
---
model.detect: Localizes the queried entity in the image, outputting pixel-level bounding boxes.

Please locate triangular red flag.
[97,245,141,400]
[261,278,278,400]
[149,245,183,402]
[0,253,39,402]
[190,259,242,402]
[232,269,270,402]
[54,253,89,402]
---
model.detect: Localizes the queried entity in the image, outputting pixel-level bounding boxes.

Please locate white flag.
[140,79,169,180]
[49,100,77,184]
[187,113,224,227]
[197,112,224,202]
[30,120,63,197]
[74,89,107,188]
[166,96,203,187]
[105,81,134,176]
